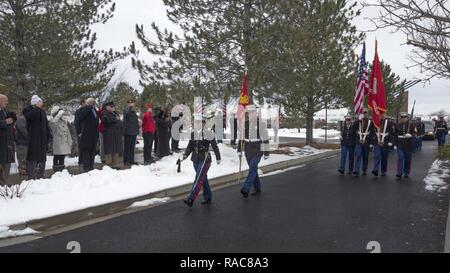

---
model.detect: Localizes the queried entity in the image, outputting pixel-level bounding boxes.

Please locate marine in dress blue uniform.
[338,115,357,175]
[434,115,448,148]
[370,115,395,177]
[353,109,374,176]
[394,112,417,180]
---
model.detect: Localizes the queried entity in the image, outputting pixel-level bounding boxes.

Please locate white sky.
[92,0,449,115]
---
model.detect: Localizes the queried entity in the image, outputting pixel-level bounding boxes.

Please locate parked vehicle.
[422,121,435,140]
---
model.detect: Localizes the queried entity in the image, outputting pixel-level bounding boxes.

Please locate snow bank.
[424,160,450,191]
[0,144,326,227]
[128,197,172,208]
[0,226,39,239]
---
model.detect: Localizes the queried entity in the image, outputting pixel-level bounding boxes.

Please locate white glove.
[217,160,221,165]
[394,145,397,150]
[237,152,242,157]
[388,142,393,147]
[358,114,364,120]
[339,135,343,140]
[369,144,374,148]
[405,133,412,138]
[264,154,269,160]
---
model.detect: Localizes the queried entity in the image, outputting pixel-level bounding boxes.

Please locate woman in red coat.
[142,103,156,164]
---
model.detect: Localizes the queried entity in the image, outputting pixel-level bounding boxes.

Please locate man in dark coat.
[370,114,396,177]
[394,112,417,180]
[25,95,51,180]
[237,106,270,198]
[102,101,122,168]
[155,108,171,158]
[77,97,99,172]
[0,94,17,186]
[123,99,139,166]
[74,98,86,167]
[15,107,29,176]
[183,114,221,207]
[338,116,357,175]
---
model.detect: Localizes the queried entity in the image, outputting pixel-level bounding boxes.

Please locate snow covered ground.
[423,160,450,192]
[10,155,102,175]
[269,128,341,140]
[0,226,38,239]
[0,143,327,229]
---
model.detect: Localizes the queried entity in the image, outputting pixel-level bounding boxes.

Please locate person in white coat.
[49,105,73,172]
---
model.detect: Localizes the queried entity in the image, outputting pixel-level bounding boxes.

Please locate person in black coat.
[74,98,86,166]
[123,99,139,166]
[370,115,396,177]
[155,108,171,158]
[77,98,99,172]
[102,101,122,168]
[182,115,221,207]
[0,94,17,186]
[237,106,270,198]
[338,116,357,175]
[25,95,51,180]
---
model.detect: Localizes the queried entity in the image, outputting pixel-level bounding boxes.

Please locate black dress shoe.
[201,199,212,205]
[251,190,261,196]
[353,172,359,177]
[372,170,379,177]
[396,174,402,180]
[362,172,367,176]
[338,169,344,174]
[381,173,386,177]
[183,199,193,207]
[240,190,249,198]
[404,174,409,178]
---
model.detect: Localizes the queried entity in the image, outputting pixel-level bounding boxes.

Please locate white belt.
[244,139,261,142]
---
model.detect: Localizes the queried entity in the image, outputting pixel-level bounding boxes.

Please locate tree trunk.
[305,97,314,145]
[13,3,27,110]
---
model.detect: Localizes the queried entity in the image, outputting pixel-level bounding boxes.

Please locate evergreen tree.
[105,82,139,113]
[0,0,123,110]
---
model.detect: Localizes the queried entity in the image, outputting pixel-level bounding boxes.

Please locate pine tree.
[0,0,123,110]
[258,0,363,144]
[105,82,139,113]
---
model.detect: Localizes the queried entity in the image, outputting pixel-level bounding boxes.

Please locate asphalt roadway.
[1,141,448,253]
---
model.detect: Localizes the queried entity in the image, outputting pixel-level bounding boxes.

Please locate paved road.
[1,141,447,253]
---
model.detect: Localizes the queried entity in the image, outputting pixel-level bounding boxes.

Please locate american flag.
[354,43,369,116]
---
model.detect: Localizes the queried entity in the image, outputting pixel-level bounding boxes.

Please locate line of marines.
[339,109,448,180]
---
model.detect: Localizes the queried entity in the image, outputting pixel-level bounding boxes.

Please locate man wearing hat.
[123,99,139,166]
[24,95,51,179]
[370,114,395,177]
[182,113,221,207]
[353,108,374,176]
[434,114,448,148]
[102,101,122,169]
[237,105,270,198]
[394,112,417,179]
[338,116,356,174]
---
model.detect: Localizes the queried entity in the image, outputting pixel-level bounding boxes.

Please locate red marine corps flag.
[368,40,386,129]
[236,71,250,120]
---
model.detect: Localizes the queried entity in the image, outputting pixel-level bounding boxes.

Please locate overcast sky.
[92,0,449,115]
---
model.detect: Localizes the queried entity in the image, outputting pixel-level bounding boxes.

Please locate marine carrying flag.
[368,40,386,129]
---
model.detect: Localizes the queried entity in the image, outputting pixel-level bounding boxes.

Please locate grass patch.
[438,144,450,161]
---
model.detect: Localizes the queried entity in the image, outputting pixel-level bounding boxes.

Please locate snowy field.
[0,143,327,229]
[269,128,341,140]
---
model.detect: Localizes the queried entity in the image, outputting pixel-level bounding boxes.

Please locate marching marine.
[434,114,448,148]
[338,115,357,175]
[353,108,374,176]
[394,112,417,180]
[370,114,395,177]
[237,105,270,198]
[183,114,221,207]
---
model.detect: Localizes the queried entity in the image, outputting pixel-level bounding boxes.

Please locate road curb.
[7,150,339,234]
[445,188,450,253]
